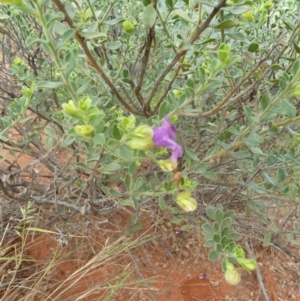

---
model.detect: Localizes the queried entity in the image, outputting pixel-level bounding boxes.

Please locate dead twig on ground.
[245,241,270,301]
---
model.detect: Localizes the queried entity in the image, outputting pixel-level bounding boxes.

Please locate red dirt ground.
[1,148,300,301]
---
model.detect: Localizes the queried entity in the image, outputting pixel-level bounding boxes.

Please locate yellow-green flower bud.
[224,262,241,285]
[218,50,230,63]
[22,86,32,98]
[225,268,241,285]
[241,10,255,22]
[176,191,197,212]
[121,115,136,132]
[123,21,134,34]
[127,125,154,150]
[78,96,92,111]
[75,124,95,138]
[62,100,79,116]
[232,245,245,258]
[0,0,23,5]
[294,84,300,97]
[172,89,183,99]
[158,159,177,172]
[218,44,231,63]
[263,1,272,9]
[13,58,22,66]
[236,258,256,272]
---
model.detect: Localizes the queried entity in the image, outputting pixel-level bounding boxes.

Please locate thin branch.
[245,241,270,301]
[132,0,158,115]
[52,0,141,115]
[145,0,227,110]
[153,62,182,114]
[183,40,288,118]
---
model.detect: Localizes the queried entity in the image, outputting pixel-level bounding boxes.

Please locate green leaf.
[52,20,68,35]
[263,233,272,247]
[62,136,75,147]
[158,101,171,120]
[173,9,196,24]
[125,174,132,191]
[226,32,245,40]
[36,81,64,89]
[64,53,76,78]
[243,106,253,122]
[215,208,224,225]
[223,210,236,219]
[206,206,215,220]
[213,233,221,243]
[119,145,133,160]
[44,127,57,139]
[292,60,300,77]
[262,171,278,186]
[104,17,125,25]
[204,240,215,247]
[185,147,199,162]
[216,130,232,142]
[75,162,93,172]
[221,235,230,248]
[222,6,250,15]
[107,188,122,198]
[227,231,242,241]
[201,171,218,181]
[193,162,210,173]
[25,37,47,47]
[76,78,91,94]
[280,100,296,118]
[230,151,250,159]
[202,223,215,235]
[80,31,107,40]
[119,198,137,209]
[142,0,151,6]
[260,90,270,111]
[159,196,167,210]
[0,14,10,20]
[212,20,237,29]
[221,226,230,237]
[293,42,300,54]
[142,4,157,28]
[208,249,219,261]
[93,133,105,145]
[165,0,173,8]
[128,162,136,174]
[106,41,122,50]
[278,169,286,182]
[56,28,75,49]
[98,162,120,174]
[195,0,215,6]
[38,0,50,7]
[45,137,53,150]
[200,80,222,93]
[248,42,259,53]
[219,217,232,232]
[171,218,183,225]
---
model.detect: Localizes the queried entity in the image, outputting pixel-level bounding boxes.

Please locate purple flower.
[153,116,183,162]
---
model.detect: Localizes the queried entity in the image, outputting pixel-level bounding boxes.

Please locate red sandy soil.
[1,147,299,301]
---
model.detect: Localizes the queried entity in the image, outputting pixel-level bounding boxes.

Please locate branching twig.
[153,62,182,114]
[52,0,141,116]
[145,0,227,111]
[133,0,158,114]
[245,241,270,301]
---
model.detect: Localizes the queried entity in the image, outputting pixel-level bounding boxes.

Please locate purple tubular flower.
[153,116,183,162]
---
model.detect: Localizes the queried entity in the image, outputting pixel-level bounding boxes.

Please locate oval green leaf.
[248,42,259,53]
[213,20,237,30]
[142,4,157,28]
